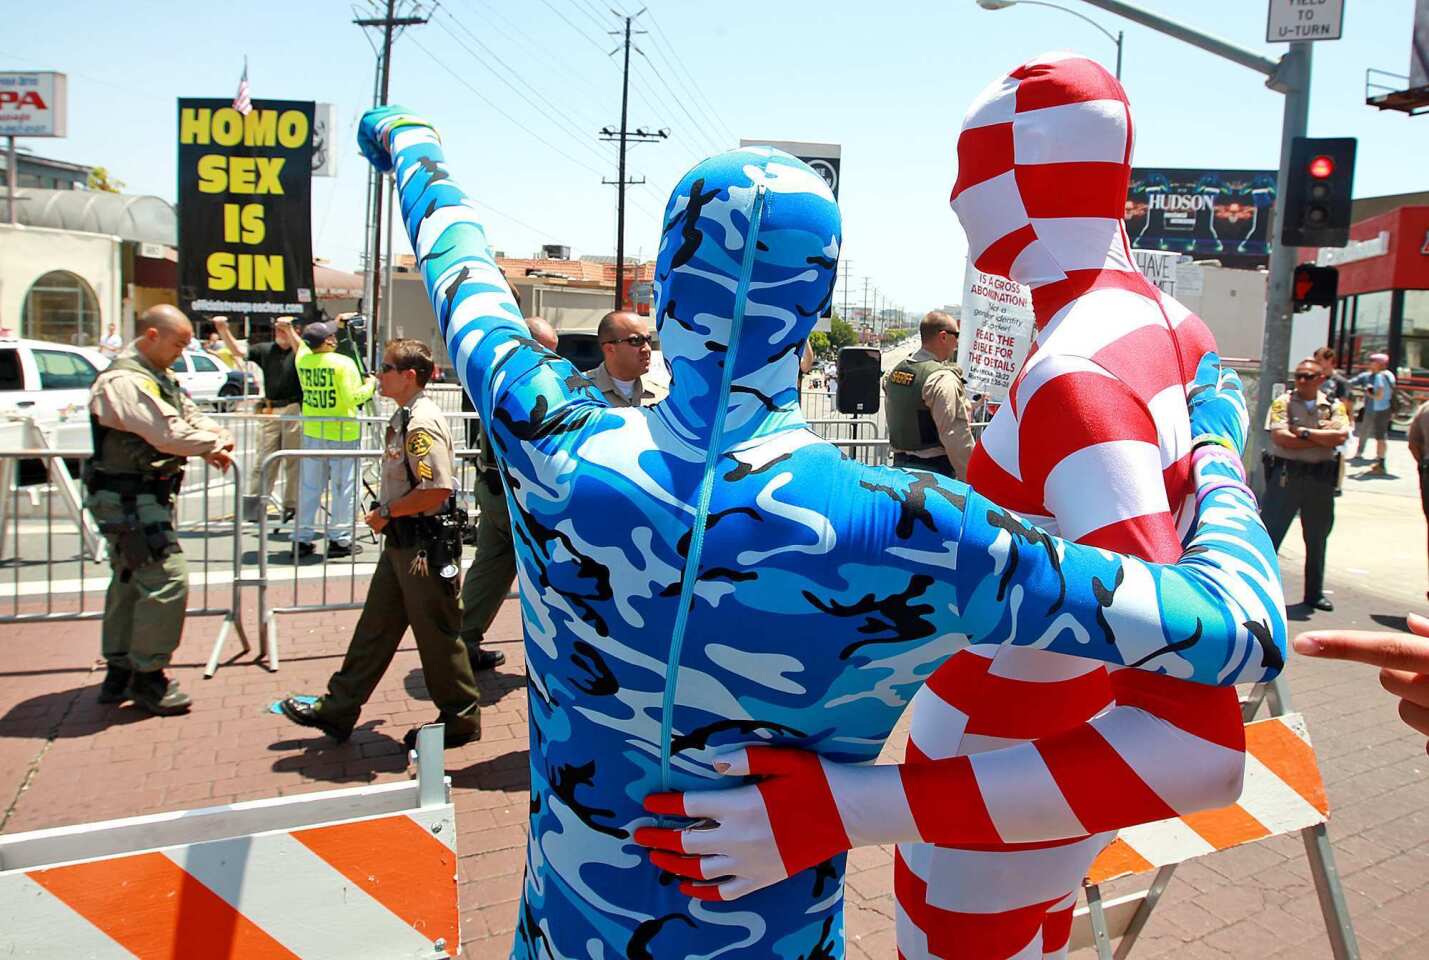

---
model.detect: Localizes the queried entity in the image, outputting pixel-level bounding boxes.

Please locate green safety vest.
[885,355,959,452]
[296,349,375,441]
[89,355,186,477]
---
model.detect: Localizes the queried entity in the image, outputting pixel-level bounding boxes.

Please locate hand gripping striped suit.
[356,105,1283,960]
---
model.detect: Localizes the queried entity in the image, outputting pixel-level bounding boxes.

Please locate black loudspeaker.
[836,346,881,414]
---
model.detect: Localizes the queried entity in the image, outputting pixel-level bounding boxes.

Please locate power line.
[634,53,725,155]
[409,34,606,177]
[602,11,667,309]
[642,7,737,146]
[432,10,611,166]
[570,0,611,34]
[537,0,609,53]
[353,0,429,350]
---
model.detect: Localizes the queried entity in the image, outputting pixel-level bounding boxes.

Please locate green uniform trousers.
[1260,458,1337,604]
[459,474,515,644]
[87,490,188,673]
[320,543,481,734]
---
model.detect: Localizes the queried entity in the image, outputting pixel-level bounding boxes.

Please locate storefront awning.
[8,188,176,245]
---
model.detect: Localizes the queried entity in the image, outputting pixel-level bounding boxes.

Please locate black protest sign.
[177,98,316,320]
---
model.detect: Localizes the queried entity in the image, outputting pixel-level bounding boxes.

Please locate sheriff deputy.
[884,310,976,478]
[87,305,235,715]
[280,338,481,748]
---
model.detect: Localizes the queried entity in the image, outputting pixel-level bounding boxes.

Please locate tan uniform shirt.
[1266,393,1349,463]
[898,348,976,477]
[590,362,664,408]
[382,392,455,514]
[89,350,227,458]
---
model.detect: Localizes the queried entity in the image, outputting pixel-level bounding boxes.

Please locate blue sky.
[5,0,1426,312]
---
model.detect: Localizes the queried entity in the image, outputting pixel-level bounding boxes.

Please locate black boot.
[278,697,354,742]
[128,670,192,716]
[464,637,506,672]
[403,714,481,750]
[98,663,133,704]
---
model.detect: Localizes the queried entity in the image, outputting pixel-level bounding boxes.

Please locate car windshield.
[34,349,99,391]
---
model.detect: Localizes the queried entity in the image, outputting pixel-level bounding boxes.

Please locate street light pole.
[976,0,1123,77]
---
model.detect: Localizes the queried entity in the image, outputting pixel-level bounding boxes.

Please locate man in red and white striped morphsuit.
[890,52,1246,959]
[633,53,1264,960]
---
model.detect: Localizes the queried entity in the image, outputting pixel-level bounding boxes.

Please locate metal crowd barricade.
[829,438,891,468]
[251,447,381,671]
[1074,673,1358,959]
[0,448,248,669]
[805,417,881,443]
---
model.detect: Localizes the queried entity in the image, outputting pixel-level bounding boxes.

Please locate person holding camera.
[280,338,481,748]
[1261,357,1351,612]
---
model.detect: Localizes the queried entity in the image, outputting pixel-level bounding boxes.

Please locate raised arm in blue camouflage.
[357,106,1285,960]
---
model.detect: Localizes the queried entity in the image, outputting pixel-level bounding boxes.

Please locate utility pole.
[601,10,665,310]
[354,0,426,355]
[840,261,850,321]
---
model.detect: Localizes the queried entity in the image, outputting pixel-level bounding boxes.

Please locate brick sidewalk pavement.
[2,441,1427,958]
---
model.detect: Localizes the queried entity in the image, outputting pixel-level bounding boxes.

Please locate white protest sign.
[957,263,1035,402]
[1132,249,1180,296]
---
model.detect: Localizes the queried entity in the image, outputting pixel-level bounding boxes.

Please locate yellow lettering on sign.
[207,252,237,290]
[222,203,266,243]
[212,107,244,146]
[182,106,311,148]
[196,154,228,193]
[207,253,285,292]
[243,109,277,147]
[251,255,284,291]
[277,110,308,149]
[194,156,286,195]
[229,156,257,193]
[255,157,285,194]
[179,108,211,145]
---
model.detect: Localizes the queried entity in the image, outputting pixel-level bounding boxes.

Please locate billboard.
[0,72,66,137]
[177,99,316,320]
[1125,167,1278,262]
[957,263,1035,402]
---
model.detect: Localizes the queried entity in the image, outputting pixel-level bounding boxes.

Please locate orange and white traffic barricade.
[0,726,458,959]
[1073,682,1359,960]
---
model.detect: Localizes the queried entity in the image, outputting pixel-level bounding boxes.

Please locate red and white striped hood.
[951,53,1144,329]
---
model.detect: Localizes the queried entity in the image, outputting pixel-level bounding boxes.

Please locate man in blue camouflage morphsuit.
[357,107,1284,959]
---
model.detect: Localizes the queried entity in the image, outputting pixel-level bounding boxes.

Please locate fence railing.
[0,449,249,674]
[4,402,911,672]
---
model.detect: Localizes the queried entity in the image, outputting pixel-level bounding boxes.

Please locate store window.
[1347,290,1392,371]
[23,271,101,347]
[1400,290,1429,377]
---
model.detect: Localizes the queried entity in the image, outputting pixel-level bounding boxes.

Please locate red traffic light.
[1308,155,1335,179]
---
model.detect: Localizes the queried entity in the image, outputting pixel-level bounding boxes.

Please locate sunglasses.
[603,334,654,348]
[1294,372,1319,381]
[380,362,403,373]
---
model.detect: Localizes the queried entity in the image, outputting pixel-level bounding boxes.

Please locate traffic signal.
[1281,137,1357,248]
[1292,264,1338,311]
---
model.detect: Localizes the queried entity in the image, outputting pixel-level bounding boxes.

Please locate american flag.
[232,60,252,116]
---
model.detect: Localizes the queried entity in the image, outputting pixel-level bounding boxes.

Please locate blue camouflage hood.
[653,147,841,450]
